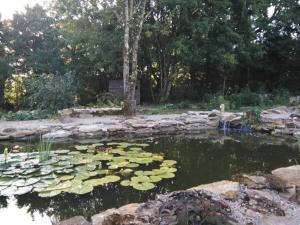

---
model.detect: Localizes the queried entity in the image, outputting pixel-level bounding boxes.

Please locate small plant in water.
[38,137,52,162]
[4,148,9,164]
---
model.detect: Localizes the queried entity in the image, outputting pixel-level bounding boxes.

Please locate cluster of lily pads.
[0,142,177,197]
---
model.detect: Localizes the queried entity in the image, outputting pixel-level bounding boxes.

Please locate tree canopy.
[0,0,299,110]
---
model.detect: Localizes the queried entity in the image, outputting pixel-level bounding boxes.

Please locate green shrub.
[0,110,56,121]
[241,107,262,126]
[205,94,230,110]
[26,72,77,111]
[273,88,291,105]
[227,89,260,109]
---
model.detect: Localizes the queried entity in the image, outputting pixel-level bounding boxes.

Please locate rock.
[42,130,72,139]
[2,128,16,133]
[78,125,102,133]
[56,216,91,225]
[290,96,300,105]
[272,165,300,187]
[59,108,122,118]
[12,130,35,138]
[118,203,140,215]
[261,107,300,135]
[258,213,300,225]
[232,172,285,190]
[294,131,300,138]
[0,135,10,140]
[190,180,240,200]
[91,208,135,225]
[208,110,221,117]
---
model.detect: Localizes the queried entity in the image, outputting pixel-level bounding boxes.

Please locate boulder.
[56,216,91,225]
[272,165,300,187]
[91,208,135,225]
[189,180,240,200]
[232,173,285,190]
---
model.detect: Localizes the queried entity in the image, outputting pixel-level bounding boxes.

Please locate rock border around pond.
[0,106,299,141]
[56,165,300,225]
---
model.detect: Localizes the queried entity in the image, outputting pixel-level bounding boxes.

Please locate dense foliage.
[0,0,299,111]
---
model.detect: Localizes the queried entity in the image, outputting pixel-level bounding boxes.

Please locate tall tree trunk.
[123,0,147,117]
[0,81,5,108]
[123,0,132,116]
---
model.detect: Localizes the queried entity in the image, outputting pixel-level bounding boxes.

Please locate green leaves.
[0,141,177,197]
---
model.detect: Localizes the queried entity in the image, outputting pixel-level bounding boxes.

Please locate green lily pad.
[101,175,121,184]
[120,180,131,187]
[92,154,113,161]
[0,177,16,186]
[67,183,93,195]
[149,176,162,183]
[38,190,62,198]
[161,160,177,167]
[54,150,70,154]
[131,182,155,191]
[1,186,18,196]
[125,163,139,168]
[160,172,175,179]
[95,169,109,175]
[83,178,105,187]
[60,175,74,181]
[74,145,88,151]
[131,176,151,183]
[15,186,33,195]
[120,169,133,175]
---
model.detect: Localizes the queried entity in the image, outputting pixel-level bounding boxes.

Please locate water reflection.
[0,132,299,224]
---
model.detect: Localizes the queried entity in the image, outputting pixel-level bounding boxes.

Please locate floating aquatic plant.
[0,142,177,197]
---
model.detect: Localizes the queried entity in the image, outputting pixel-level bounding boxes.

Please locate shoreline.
[0,106,299,142]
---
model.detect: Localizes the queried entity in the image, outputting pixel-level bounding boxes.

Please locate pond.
[0,131,299,225]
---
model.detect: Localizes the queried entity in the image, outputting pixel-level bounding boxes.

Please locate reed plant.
[38,137,52,162]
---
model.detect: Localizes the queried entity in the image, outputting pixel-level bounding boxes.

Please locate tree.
[0,16,12,108]
[122,0,149,116]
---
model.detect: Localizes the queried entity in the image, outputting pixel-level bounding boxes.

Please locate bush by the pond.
[0,110,56,121]
[26,72,77,111]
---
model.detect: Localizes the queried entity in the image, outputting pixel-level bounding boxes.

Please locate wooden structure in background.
[109,80,140,104]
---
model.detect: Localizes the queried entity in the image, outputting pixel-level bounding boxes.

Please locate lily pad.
[67,183,93,195]
[83,179,105,187]
[15,186,33,195]
[60,175,74,181]
[131,182,155,191]
[101,175,121,184]
[120,180,131,187]
[161,160,177,167]
[1,186,18,196]
[38,190,62,198]
[74,145,88,151]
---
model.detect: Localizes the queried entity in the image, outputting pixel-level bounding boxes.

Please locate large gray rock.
[189,180,240,200]
[272,165,300,187]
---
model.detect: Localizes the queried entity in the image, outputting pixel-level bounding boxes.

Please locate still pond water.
[0,131,299,225]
